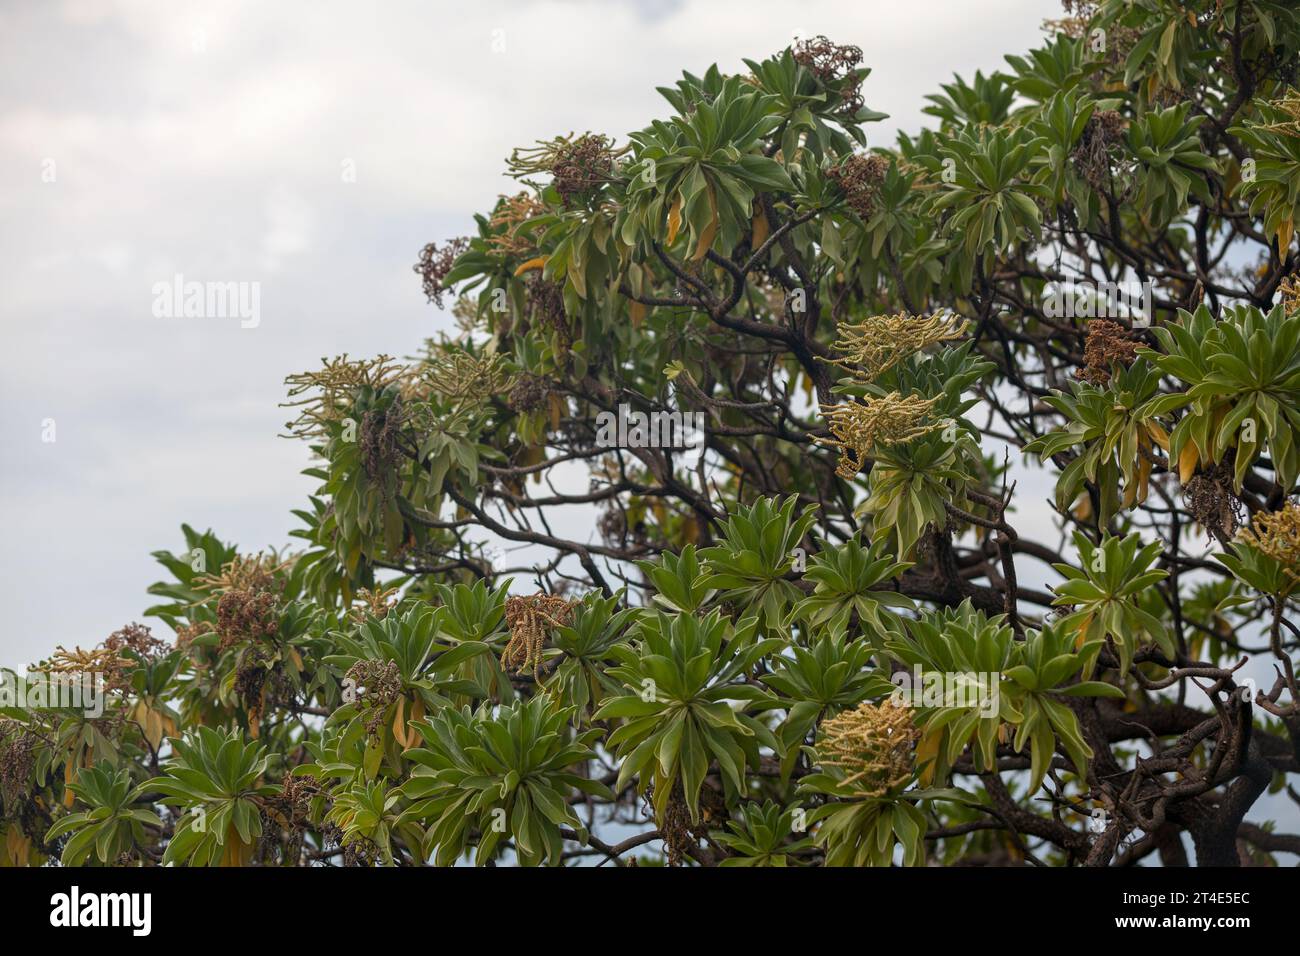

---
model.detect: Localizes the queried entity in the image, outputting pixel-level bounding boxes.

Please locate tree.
[4,0,1300,867]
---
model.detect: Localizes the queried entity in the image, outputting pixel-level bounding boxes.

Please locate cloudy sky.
[0,0,1062,669]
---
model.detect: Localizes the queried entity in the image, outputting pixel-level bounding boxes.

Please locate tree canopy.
[5,0,1300,867]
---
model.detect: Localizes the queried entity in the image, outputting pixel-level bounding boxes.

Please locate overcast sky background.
[0,0,1061,668]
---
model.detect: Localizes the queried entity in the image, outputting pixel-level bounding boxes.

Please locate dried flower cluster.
[507,373,551,413]
[1076,319,1140,385]
[257,772,320,864]
[827,152,889,218]
[197,554,287,650]
[814,701,919,797]
[359,399,408,486]
[792,35,865,116]
[414,237,470,308]
[1072,109,1125,190]
[508,133,616,207]
[1184,465,1240,540]
[1238,501,1300,588]
[830,311,968,380]
[104,623,167,667]
[527,275,568,337]
[502,593,576,680]
[349,586,402,624]
[816,393,944,479]
[344,659,403,736]
[0,719,38,812]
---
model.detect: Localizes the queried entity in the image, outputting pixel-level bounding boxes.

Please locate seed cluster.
[413,237,470,308]
[344,659,403,736]
[508,373,551,412]
[827,153,889,218]
[814,702,920,797]
[1076,319,1139,386]
[1072,109,1125,191]
[1184,466,1241,540]
[502,593,576,681]
[792,35,865,117]
[0,719,37,813]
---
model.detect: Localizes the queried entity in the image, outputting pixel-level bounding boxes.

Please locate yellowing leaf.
[752,207,769,248]
[393,695,407,747]
[1178,440,1199,483]
[692,186,719,262]
[1146,421,1170,451]
[666,193,683,245]
[1278,218,1294,257]
[513,256,547,277]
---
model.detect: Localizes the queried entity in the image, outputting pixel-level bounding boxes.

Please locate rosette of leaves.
[621,72,793,264]
[322,780,418,866]
[398,696,609,866]
[44,766,161,866]
[1024,89,1107,217]
[846,345,990,557]
[882,604,1112,793]
[698,495,818,628]
[1231,93,1300,254]
[790,535,914,634]
[923,70,1015,129]
[712,800,816,866]
[740,46,885,160]
[1139,304,1300,491]
[324,604,493,771]
[798,702,935,867]
[318,381,410,571]
[1025,361,1170,525]
[879,602,1018,784]
[637,544,716,615]
[427,580,513,701]
[760,629,897,779]
[1126,103,1216,227]
[1003,33,1096,107]
[544,589,635,719]
[1050,531,1172,676]
[1216,502,1300,600]
[593,611,782,823]
[1101,0,1204,93]
[144,727,277,866]
[923,124,1050,291]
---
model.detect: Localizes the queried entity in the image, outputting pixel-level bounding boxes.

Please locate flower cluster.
[830,311,968,380]
[816,393,944,479]
[814,702,919,798]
